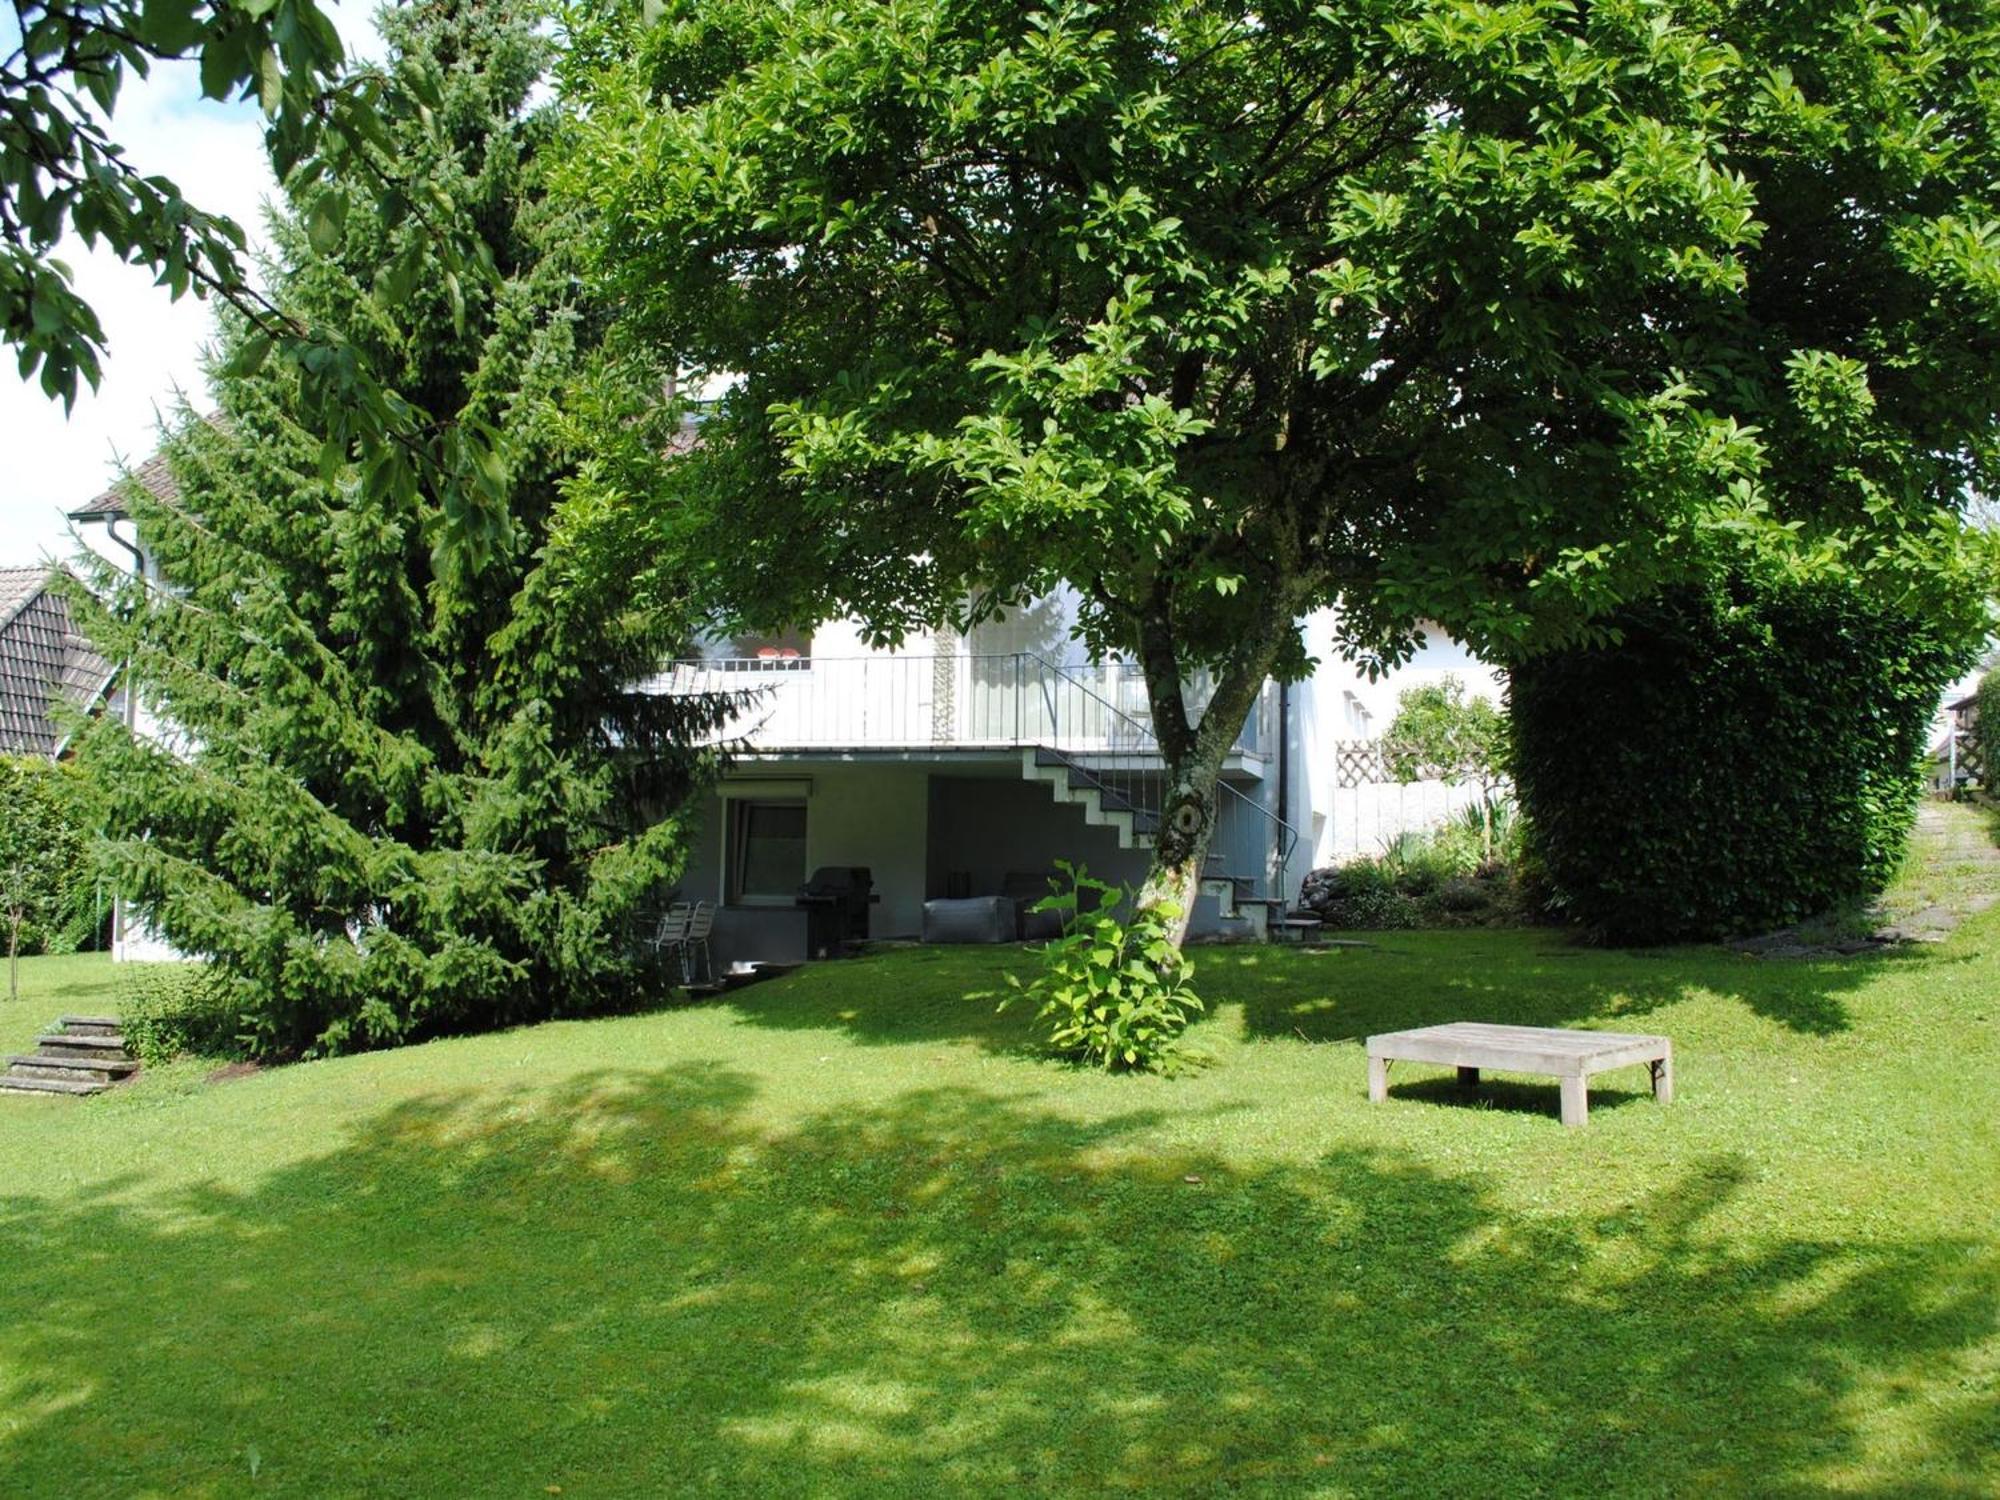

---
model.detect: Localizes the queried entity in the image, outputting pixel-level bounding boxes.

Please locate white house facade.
[654,589,1503,968]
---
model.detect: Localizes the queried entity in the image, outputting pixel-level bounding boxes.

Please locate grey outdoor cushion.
[1000,872,1065,941]
[922,896,1018,944]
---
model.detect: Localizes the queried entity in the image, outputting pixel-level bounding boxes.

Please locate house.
[70,435,1502,968]
[0,564,115,758]
[654,594,1502,969]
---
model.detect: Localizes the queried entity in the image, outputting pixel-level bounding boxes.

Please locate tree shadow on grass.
[0,1067,1991,1496]
[1214,930,1933,1042]
[732,943,1038,1054]
[727,932,1906,1066]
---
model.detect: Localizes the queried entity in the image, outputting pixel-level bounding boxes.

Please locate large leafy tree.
[74,0,723,1058]
[560,0,2000,934]
[2,0,380,404]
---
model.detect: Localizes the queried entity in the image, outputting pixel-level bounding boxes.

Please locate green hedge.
[1511,573,1976,943]
[0,755,99,959]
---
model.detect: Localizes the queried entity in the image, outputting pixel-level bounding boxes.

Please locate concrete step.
[59,1015,122,1034]
[10,1054,138,1078]
[0,1074,108,1097]
[34,1034,128,1053]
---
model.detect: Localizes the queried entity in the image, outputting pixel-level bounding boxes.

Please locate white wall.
[685,763,933,939]
[1292,611,1507,871]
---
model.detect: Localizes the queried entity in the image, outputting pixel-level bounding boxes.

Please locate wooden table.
[1366,1022,1673,1127]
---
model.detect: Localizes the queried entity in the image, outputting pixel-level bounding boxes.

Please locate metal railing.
[649,652,1270,757]
[1014,656,1300,905]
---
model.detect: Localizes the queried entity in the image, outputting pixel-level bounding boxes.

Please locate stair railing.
[1019,653,1301,905]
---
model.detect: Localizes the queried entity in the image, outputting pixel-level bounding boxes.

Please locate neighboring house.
[1929,686,1983,791]
[655,595,1502,968]
[68,462,179,962]
[0,564,115,758]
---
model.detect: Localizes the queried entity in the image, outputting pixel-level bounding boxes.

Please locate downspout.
[104,516,142,735]
[1275,679,1291,899]
[103,514,146,957]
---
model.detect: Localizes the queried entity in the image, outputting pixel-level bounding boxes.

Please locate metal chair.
[650,903,692,980]
[683,900,715,986]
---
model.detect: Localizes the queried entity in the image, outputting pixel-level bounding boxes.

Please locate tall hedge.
[0,756,97,969]
[1511,574,1977,943]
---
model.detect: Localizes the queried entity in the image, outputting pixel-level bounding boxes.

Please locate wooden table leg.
[1368,1054,1389,1103]
[1651,1048,1674,1105]
[1457,1066,1480,1088]
[1559,1074,1589,1128]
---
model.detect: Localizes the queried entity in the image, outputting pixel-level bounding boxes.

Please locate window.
[1343,691,1373,738]
[729,800,807,903]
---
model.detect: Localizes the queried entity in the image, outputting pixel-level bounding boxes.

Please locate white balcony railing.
[650,652,1270,760]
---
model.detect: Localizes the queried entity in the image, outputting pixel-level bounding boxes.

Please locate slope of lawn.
[1,828,1996,1496]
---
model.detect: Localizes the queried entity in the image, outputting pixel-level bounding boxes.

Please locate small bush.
[119,964,245,1066]
[1301,808,1528,930]
[1002,863,1204,1074]
[1511,570,1978,942]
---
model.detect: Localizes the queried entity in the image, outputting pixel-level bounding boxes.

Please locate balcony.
[652,652,1272,768]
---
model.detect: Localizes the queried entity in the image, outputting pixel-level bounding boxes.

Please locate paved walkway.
[1732,801,2000,959]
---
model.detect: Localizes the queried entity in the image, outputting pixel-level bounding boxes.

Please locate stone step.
[10,1054,138,1078]
[34,1033,128,1053]
[60,1019,123,1038]
[59,1014,121,1030]
[0,1074,108,1097]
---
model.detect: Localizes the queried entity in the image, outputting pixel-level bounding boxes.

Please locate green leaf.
[305,194,346,254]
[219,332,275,378]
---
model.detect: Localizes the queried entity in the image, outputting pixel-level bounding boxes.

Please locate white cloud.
[0,1,385,565]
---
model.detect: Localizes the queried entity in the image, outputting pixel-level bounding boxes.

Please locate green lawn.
[1,858,1996,1495]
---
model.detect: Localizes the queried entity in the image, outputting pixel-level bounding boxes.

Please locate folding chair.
[684,900,716,986]
[650,903,692,980]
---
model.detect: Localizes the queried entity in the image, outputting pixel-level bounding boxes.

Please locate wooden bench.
[1366,1022,1673,1127]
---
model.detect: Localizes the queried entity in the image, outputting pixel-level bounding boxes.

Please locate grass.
[1,815,1996,1496]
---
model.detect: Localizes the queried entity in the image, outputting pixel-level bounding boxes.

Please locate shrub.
[1966,670,2000,788]
[1511,570,1978,943]
[118,964,246,1067]
[1300,814,1524,931]
[0,756,95,997]
[1001,863,1204,1074]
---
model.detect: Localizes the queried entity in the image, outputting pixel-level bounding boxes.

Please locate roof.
[68,445,181,523]
[0,567,114,757]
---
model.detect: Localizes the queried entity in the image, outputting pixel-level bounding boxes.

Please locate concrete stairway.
[1019,747,1321,941]
[1020,747,1159,850]
[0,1015,139,1097]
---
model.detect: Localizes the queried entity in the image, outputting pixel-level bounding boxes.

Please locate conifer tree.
[75,0,723,1058]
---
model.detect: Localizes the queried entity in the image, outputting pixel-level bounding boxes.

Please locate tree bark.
[1133,604,1291,947]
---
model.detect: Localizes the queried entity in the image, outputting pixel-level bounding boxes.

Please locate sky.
[1,3,383,565]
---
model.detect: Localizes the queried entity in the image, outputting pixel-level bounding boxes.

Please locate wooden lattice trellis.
[1331,739,1391,788]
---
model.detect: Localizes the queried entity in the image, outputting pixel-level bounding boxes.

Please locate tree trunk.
[1135,727,1241,944]
[1133,614,1290,947]
[7,912,18,1003]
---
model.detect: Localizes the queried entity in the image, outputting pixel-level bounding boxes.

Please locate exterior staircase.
[1019,743,1316,942]
[0,1016,139,1097]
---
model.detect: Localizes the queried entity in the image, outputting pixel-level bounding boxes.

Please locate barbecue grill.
[795,866,875,956]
